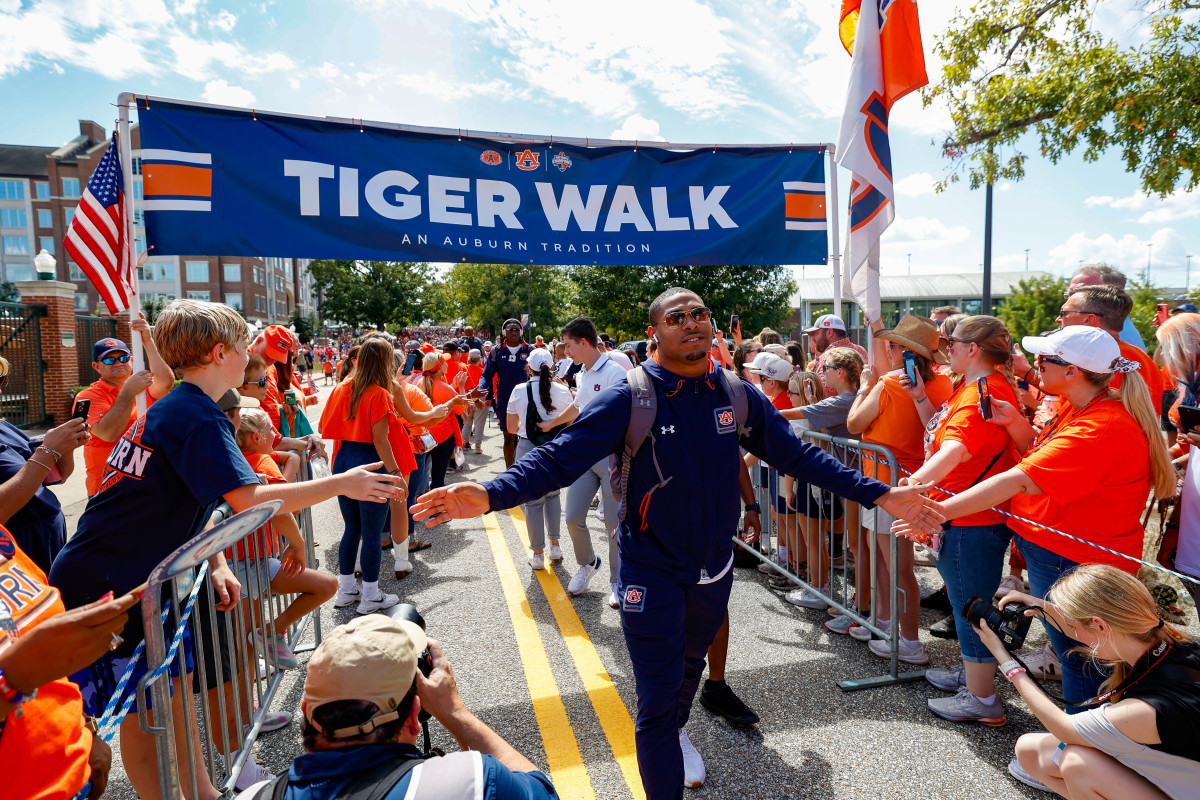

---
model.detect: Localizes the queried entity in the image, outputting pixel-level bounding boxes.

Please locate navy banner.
[137,99,829,265]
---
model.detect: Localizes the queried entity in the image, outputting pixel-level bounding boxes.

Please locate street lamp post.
[1025,248,1030,272]
[1146,243,1153,284]
[1188,255,1194,293]
[34,248,56,280]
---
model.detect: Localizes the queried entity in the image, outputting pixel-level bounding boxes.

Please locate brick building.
[0,120,318,323]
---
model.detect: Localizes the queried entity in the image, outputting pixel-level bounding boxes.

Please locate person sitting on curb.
[233,614,559,799]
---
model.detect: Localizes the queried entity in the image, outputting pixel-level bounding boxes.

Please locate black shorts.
[773,485,844,521]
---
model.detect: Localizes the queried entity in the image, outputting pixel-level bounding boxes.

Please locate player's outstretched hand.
[412,483,490,527]
[877,482,944,533]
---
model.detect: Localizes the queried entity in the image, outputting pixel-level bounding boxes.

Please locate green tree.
[307,260,435,330]
[0,283,17,303]
[288,307,314,344]
[568,265,796,342]
[1127,275,1166,354]
[999,274,1068,347]
[422,277,462,326]
[442,264,575,335]
[141,296,168,324]
[927,0,1199,195]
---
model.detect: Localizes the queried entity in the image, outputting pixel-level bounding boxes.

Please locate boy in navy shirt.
[50,299,404,800]
[478,318,534,468]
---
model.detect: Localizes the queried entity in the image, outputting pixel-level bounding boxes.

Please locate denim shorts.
[232,556,281,601]
[935,522,1012,663]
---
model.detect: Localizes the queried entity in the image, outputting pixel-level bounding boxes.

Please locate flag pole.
[827,143,842,319]
[117,92,145,415]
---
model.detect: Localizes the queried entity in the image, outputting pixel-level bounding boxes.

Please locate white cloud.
[894,172,935,196]
[1085,189,1200,225]
[610,115,665,142]
[1048,227,1190,278]
[201,78,255,107]
[882,215,971,250]
[213,10,237,32]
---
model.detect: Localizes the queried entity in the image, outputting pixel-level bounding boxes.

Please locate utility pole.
[1146,243,1153,284]
[1188,254,1193,292]
[982,142,994,315]
[1025,248,1030,272]
[907,253,912,275]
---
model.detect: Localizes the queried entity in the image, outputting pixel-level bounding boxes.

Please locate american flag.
[64,133,133,313]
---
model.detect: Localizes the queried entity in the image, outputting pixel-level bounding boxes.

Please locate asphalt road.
[84,387,1182,800]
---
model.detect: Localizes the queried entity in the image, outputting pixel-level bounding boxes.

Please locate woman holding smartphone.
[902,316,1022,725]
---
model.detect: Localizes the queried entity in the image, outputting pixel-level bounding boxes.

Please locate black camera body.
[964,596,1035,650]
[390,603,433,720]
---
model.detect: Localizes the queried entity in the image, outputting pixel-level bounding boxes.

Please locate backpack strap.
[717,368,751,438]
[264,753,426,800]
[611,366,658,525]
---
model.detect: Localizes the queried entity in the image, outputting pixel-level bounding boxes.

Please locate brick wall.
[17,280,78,424]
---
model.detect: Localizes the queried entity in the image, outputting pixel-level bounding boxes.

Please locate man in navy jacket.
[478,318,534,468]
[417,288,942,800]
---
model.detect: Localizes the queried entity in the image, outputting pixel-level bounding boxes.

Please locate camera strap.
[1077,640,1175,707]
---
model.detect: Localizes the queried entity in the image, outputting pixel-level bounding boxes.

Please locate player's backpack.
[609,366,750,524]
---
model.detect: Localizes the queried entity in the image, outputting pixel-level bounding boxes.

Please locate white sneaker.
[257,709,292,733]
[1019,646,1063,681]
[256,658,275,680]
[679,729,705,788]
[357,591,399,614]
[608,584,619,608]
[757,561,776,574]
[567,560,600,596]
[868,636,930,665]
[333,587,361,607]
[529,552,545,570]
[220,751,275,792]
[785,586,830,609]
[848,618,889,641]
[1008,756,1052,792]
[995,574,1024,598]
[547,544,563,561]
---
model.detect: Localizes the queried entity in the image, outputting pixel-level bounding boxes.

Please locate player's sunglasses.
[660,306,712,328]
[243,376,269,388]
[100,354,131,365]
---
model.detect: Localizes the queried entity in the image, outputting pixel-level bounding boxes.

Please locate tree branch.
[946,109,1063,148]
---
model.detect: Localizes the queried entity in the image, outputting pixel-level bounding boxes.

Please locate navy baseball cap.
[93,338,130,361]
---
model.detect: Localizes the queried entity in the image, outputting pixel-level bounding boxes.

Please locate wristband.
[1023,368,1035,383]
[36,445,61,461]
[26,458,52,472]
[1004,666,1027,681]
[744,503,761,514]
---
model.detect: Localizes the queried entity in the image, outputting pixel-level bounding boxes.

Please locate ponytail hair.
[953,316,1018,398]
[1081,367,1175,499]
[536,363,556,414]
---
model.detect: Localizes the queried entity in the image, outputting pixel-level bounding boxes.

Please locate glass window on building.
[64,208,75,225]
[133,179,143,201]
[2,236,28,255]
[62,178,81,198]
[187,290,211,301]
[961,299,983,316]
[39,237,54,255]
[0,180,24,200]
[145,261,176,282]
[37,210,52,228]
[0,209,27,228]
[74,294,89,311]
[185,260,208,282]
[35,182,49,200]
[133,209,144,225]
[69,262,86,280]
[223,263,241,282]
[6,263,32,282]
[225,292,242,311]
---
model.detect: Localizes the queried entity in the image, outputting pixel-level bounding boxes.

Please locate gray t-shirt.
[797,391,855,439]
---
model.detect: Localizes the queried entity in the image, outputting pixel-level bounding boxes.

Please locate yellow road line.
[482,512,596,800]
[509,507,645,800]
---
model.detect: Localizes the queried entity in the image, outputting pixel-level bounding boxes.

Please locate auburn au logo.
[515,149,540,171]
[480,150,502,166]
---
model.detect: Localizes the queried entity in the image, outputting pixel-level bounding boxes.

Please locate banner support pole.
[827,144,842,319]
[117,92,145,416]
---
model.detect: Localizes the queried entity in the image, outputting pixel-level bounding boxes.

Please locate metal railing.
[130,453,324,798]
[74,315,118,385]
[738,432,928,691]
[0,301,47,428]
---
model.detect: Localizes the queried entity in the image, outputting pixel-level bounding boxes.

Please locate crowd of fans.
[2,261,1199,800]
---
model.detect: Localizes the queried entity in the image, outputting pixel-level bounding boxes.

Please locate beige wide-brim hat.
[876,315,949,365]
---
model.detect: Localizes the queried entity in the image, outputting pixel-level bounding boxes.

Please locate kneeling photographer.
[234,611,559,800]
[973,564,1200,799]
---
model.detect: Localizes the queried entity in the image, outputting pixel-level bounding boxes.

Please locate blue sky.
[3,0,1196,288]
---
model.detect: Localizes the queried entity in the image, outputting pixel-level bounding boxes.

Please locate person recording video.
[975,564,1200,799]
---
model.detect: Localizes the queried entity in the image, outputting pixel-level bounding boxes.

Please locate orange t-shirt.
[0,526,91,800]
[930,373,1021,526]
[423,378,464,445]
[1011,397,1151,571]
[225,451,286,561]
[319,383,396,444]
[467,364,484,391]
[862,372,954,484]
[262,363,285,431]
[1110,341,1163,414]
[77,379,158,496]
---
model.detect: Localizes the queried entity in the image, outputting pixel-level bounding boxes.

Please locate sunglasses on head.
[1036,354,1071,370]
[243,375,269,388]
[660,306,712,328]
[100,354,131,365]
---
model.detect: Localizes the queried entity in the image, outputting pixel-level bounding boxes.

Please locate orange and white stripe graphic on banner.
[142,149,213,212]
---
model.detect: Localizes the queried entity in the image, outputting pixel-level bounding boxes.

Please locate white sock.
[337,574,357,593]
[778,545,788,563]
[363,580,381,599]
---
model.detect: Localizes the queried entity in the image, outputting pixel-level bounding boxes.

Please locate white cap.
[527,348,554,372]
[1021,326,1137,375]
[747,351,774,372]
[747,354,795,382]
[468,348,482,359]
[803,314,846,333]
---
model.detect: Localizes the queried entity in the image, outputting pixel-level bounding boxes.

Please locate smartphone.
[71,397,91,422]
[402,350,418,376]
[1179,405,1200,432]
[902,350,918,385]
[977,376,992,420]
[729,314,739,335]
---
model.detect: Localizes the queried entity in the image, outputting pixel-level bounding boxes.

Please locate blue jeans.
[1016,534,1106,711]
[406,451,430,534]
[334,441,388,582]
[936,522,1012,663]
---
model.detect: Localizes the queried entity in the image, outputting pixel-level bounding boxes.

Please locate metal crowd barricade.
[136,451,327,798]
[738,432,928,691]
